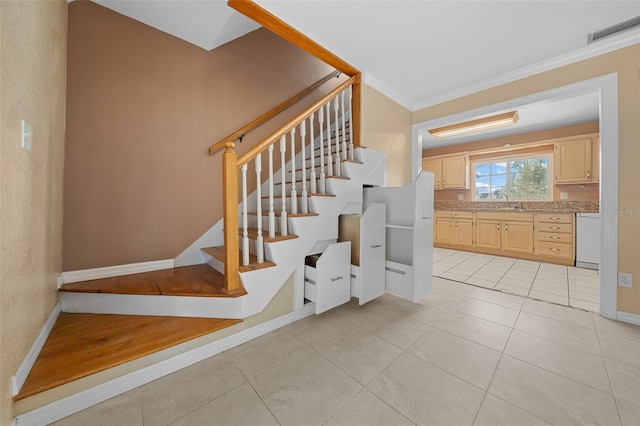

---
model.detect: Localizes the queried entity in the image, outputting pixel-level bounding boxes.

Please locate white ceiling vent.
[588,15,640,44]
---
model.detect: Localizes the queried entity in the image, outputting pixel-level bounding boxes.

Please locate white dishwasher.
[576,213,600,270]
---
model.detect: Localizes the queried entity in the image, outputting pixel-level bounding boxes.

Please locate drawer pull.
[350,273,357,279]
[331,276,343,282]
[371,244,382,248]
[549,236,561,239]
[550,217,561,220]
[549,226,561,230]
[549,248,560,252]
[385,266,406,275]
[304,278,316,285]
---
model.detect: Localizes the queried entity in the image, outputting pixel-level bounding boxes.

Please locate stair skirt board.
[61,259,175,285]
[13,304,316,426]
[12,302,62,397]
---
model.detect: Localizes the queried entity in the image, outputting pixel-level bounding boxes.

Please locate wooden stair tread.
[295,159,362,171]
[59,265,238,298]
[201,246,276,272]
[248,211,319,218]
[13,313,240,401]
[274,176,350,185]
[240,228,299,242]
[261,193,335,198]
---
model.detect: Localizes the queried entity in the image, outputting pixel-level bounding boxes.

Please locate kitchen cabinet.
[535,213,575,265]
[422,158,442,189]
[422,154,468,190]
[554,134,599,184]
[364,172,434,302]
[435,211,473,248]
[474,212,534,254]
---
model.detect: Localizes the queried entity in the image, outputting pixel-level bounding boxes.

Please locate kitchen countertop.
[434,200,599,214]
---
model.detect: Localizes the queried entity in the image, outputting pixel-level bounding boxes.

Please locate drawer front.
[537,223,573,233]
[537,241,573,259]
[436,210,473,219]
[538,232,573,244]
[538,213,573,224]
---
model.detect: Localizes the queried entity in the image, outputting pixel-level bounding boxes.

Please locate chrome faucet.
[500,192,509,209]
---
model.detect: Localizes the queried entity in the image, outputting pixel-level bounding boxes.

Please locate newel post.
[351,73,362,148]
[222,141,242,295]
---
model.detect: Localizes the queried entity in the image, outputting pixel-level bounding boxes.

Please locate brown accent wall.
[413,44,640,315]
[64,1,338,271]
[0,1,67,423]
[423,122,600,202]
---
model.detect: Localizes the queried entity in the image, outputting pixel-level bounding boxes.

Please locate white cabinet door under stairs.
[304,242,352,314]
[339,203,386,305]
[363,172,434,302]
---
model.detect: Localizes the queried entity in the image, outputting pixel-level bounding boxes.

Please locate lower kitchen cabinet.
[435,211,473,247]
[435,210,572,265]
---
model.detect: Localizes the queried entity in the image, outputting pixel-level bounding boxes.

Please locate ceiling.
[90,1,639,146]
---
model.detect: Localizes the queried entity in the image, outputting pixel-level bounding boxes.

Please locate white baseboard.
[12,302,61,396]
[617,310,640,326]
[61,259,175,284]
[13,303,316,426]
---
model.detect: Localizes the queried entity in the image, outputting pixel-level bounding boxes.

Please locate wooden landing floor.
[14,313,240,401]
[60,264,232,297]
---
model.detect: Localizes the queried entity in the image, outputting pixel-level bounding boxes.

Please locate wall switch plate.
[21,120,32,152]
[618,272,633,288]
[560,192,568,199]
[457,194,464,200]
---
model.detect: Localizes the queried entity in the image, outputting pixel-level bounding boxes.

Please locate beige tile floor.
[434,248,600,312]
[53,280,639,426]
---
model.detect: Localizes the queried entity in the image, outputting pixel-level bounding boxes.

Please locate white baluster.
[325,103,332,178]
[289,127,298,214]
[241,164,249,267]
[340,90,347,161]
[333,96,341,177]
[300,121,308,214]
[255,153,264,264]
[318,107,326,193]
[268,144,275,239]
[308,114,317,194]
[347,84,354,161]
[279,136,288,236]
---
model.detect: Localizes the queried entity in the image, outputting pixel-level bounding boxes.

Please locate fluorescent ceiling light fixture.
[429,111,519,138]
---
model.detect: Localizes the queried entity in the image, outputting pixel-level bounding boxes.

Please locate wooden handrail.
[237,75,357,168]
[209,70,341,156]
[228,0,359,76]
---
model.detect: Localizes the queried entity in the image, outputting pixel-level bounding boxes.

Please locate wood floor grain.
[14,313,240,400]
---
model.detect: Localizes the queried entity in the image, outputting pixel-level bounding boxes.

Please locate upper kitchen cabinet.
[422,154,469,190]
[554,134,599,184]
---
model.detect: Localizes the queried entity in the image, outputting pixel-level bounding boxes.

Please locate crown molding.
[362,71,414,111]
[411,32,639,112]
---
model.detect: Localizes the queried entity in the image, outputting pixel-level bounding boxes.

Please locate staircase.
[58,75,385,321]
[12,75,385,423]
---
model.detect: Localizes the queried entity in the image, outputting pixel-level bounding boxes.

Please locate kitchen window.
[472,154,552,201]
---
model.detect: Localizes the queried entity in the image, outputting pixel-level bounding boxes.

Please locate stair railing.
[214,74,358,294]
